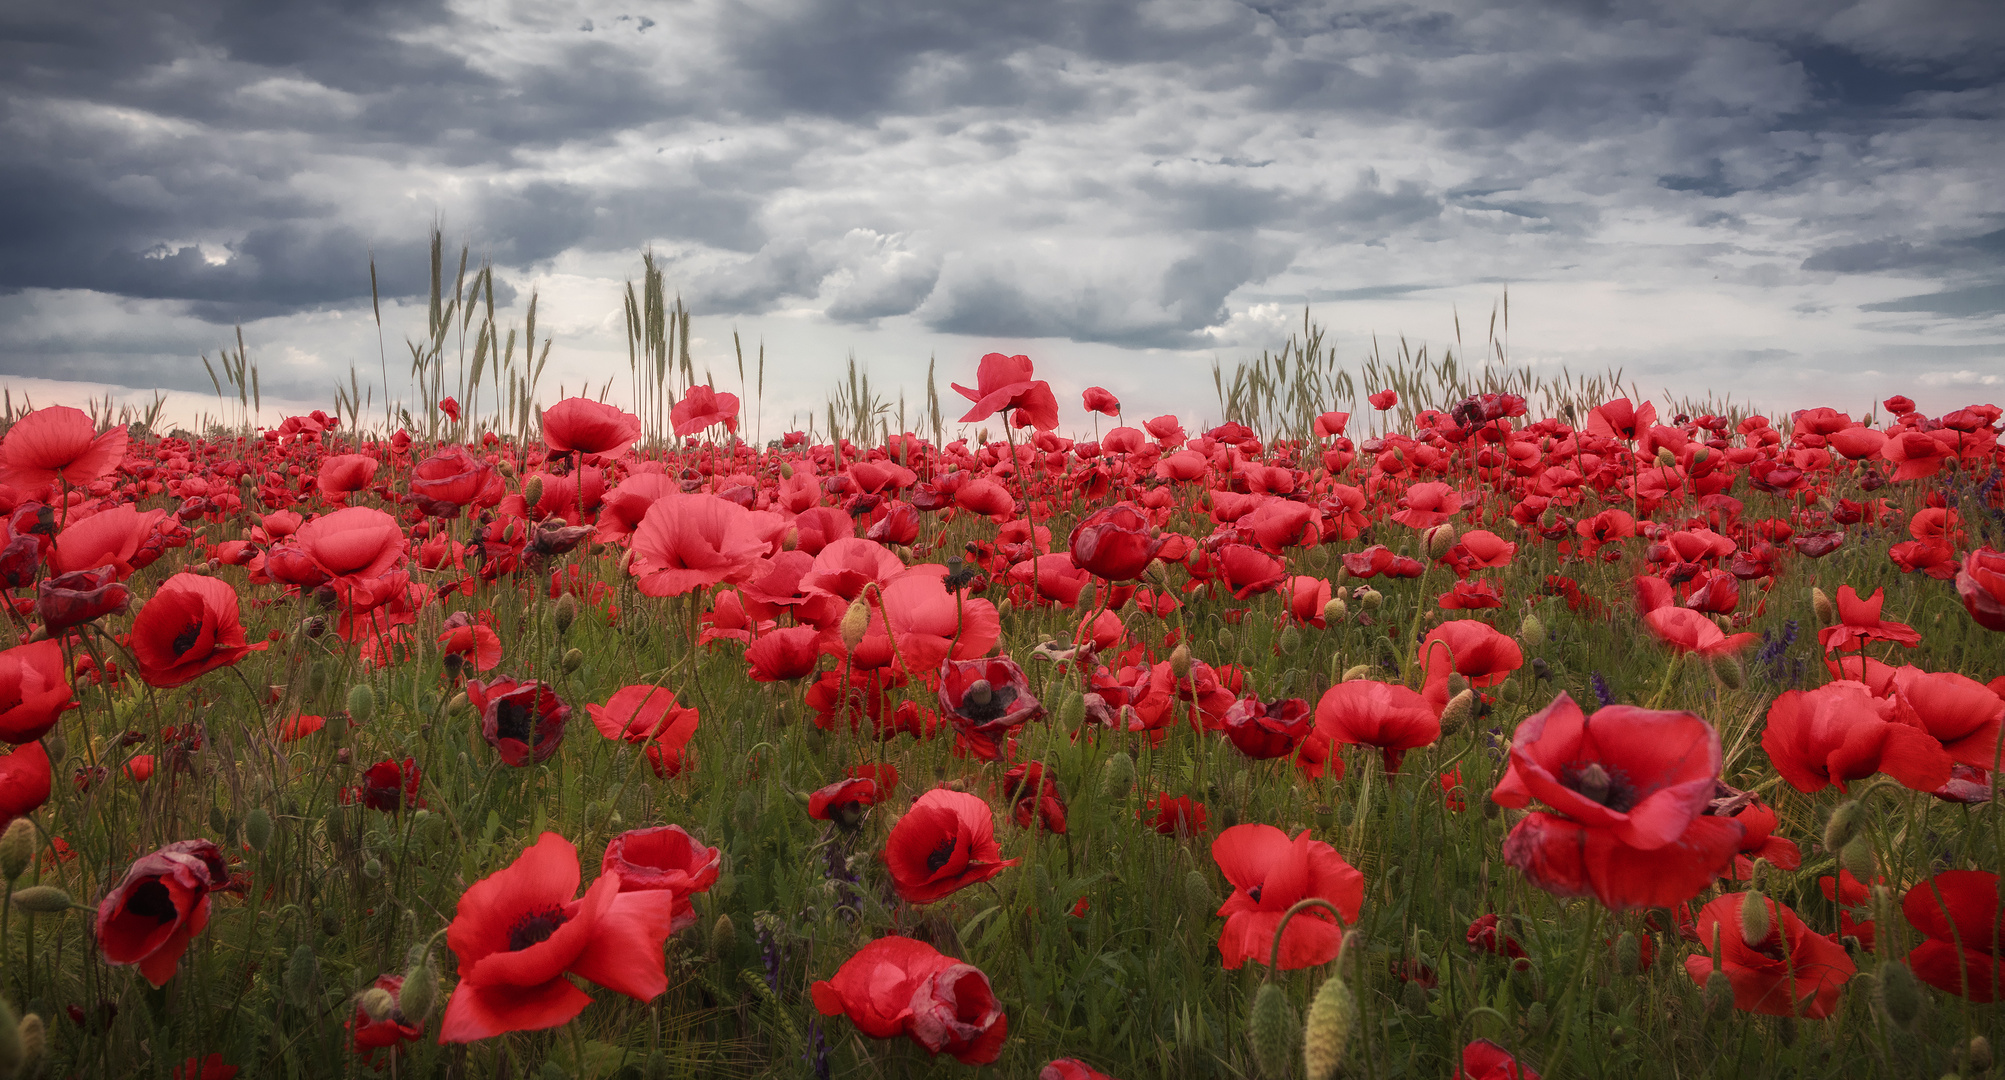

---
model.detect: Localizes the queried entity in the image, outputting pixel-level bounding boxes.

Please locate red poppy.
[438,396,461,421]
[1492,693,1743,910]
[1890,667,2005,770]
[1315,679,1441,773]
[1466,914,1528,960]
[294,507,410,612]
[274,713,326,742]
[1455,1039,1539,1080]
[601,825,720,932]
[1817,585,1920,652]
[881,788,1018,904]
[811,936,1009,1064]
[95,839,229,987]
[349,973,424,1056]
[1683,892,1856,1017]
[129,573,266,688]
[1956,548,2005,631]
[1903,870,2004,1001]
[1144,793,1207,836]
[670,384,741,436]
[468,677,570,767]
[49,505,167,578]
[316,453,379,501]
[1214,544,1286,599]
[541,397,643,458]
[952,353,1058,430]
[1723,797,1801,879]
[439,832,679,1042]
[34,566,130,633]
[410,446,499,517]
[861,568,1001,674]
[938,655,1042,760]
[808,776,883,827]
[1044,1060,1120,1080]
[1761,680,1953,794]
[356,758,422,813]
[437,622,504,672]
[0,742,51,827]
[586,685,699,747]
[0,406,127,490]
[170,1055,238,1080]
[1391,481,1462,529]
[0,639,76,743]
[908,960,1010,1063]
[1212,824,1364,970]
[1220,695,1312,760]
[630,494,772,597]
[1002,762,1068,833]
[1419,620,1522,711]
[1633,577,1758,656]
[1081,387,1120,416]
[1368,390,1397,410]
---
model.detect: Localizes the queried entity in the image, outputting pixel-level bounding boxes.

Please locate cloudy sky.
[3,0,2002,434]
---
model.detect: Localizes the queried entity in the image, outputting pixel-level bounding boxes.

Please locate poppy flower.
[744,626,823,682]
[882,788,1018,904]
[1419,620,1523,712]
[294,507,410,612]
[938,656,1042,760]
[952,353,1058,430]
[349,973,424,1057]
[541,397,643,458]
[1633,577,1758,657]
[274,713,326,742]
[808,776,883,828]
[1466,914,1528,960]
[1212,824,1364,970]
[1723,797,1801,879]
[586,685,699,747]
[316,454,379,502]
[1391,481,1462,528]
[1890,667,2005,770]
[1455,1039,1539,1080]
[1082,387,1120,416]
[96,839,229,987]
[0,639,77,743]
[49,505,167,578]
[410,447,499,517]
[170,1055,238,1080]
[1002,763,1067,834]
[1220,695,1312,760]
[356,758,422,813]
[1144,793,1207,836]
[1956,548,2005,631]
[670,384,741,436]
[129,573,266,689]
[1902,870,2004,1001]
[1492,693,1743,910]
[34,566,130,633]
[907,960,1010,1063]
[437,622,504,673]
[630,494,773,597]
[601,825,720,932]
[1761,680,1953,794]
[1368,390,1397,410]
[1817,585,1920,652]
[1315,679,1441,773]
[1044,1060,1120,1080]
[1683,892,1856,1017]
[439,832,680,1042]
[812,936,1009,1063]
[0,742,51,826]
[0,405,127,490]
[468,677,570,767]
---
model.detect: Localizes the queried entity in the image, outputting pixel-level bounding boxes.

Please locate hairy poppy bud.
[1247,982,1296,1080]
[0,819,36,882]
[1100,751,1137,799]
[0,997,19,1076]
[1705,970,1734,1020]
[1711,653,1743,689]
[1303,975,1358,1080]
[1823,800,1864,853]
[285,943,320,1006]
[362,857,383,880]
[15,1012,42,1073]
[1655,446,1678,467]
[357,986,396,1022]
[1341,664,1373,682]
[1401,978,1428,1014]
[1740,891,1771,947]
[1182,869,1213,927]
[1424,523,1457,559]
[245,807,274,852]
[777,462,793,479]
[522,476,544,510]
[553,593,578,635]
[449,692,469,716]
[1615,930,1642,976]
[1356,586,1383,609]
[1277,626,1301,653]
[10,886,74,914]
[1876,961,1920,1026]
[399,945,437,1023]
[839,598,870,650]
[345,683,376,725]
[710,914,736,959]
[1963,1035,1992,1073]
[1169,643,1193,678]
[1439,689,1476,735]
[1056,693,1085,730]
[1811,587,1834,624]
[308,660,330,697]
[1518,613,1545,645]
[1323,598,1347,622]
[561,648,584,673]
[1840,836,1875,884]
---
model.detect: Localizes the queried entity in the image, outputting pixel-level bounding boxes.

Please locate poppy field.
[0,327,2000,1080]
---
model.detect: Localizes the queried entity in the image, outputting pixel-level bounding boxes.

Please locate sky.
[3,0,2002,435]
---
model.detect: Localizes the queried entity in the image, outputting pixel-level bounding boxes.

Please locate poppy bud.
[1615,930,1641,976]
[1811,587,1834,624]
[562,648,584,673]
[362,857,382,879]
[345,683,375,725]
[449,692,469,715]
[1247,982,1296,1080]
[1100,751,1136,799]
[399,945,437,1023]
[1323,598,1347,622]
[1447,673,1470,697]
[1524,1000,1547,1032]
[11,886,74,913]
[1439,689,1476,735]
[0,997,18,1076]
[780,526,799,552]
[1655,446,1677,467]
[308,660,330,697]
[357,986,396,1022]
[522,476,544,510]
[778,462,794,479]
[1875,961,1920,1026]
[553,593,578,635]
[1334,585,1351,603]
[1182,869,1212,927]
[839,598,870,650]
[1303,975,1357,1080]
[1170,643,1193,678]
[1341,664,1373,682]
[1401,978,1428,1014]
[1056,694,1085,730]
[0,819,36,883]
[1740,890,1771,947]
[1424,523,1457,559]
[710,914,736,960]
[246,807,274,852]
[1840,836,1875,884]
[1278,626,1301,653]
[15,1012,42,1073]
[43,731,64,764]
[1356,586,1383,609]
[1711,653,1743,689]
[286,943,319,1006]
[1704,970,1735,1020]
[1964,1036,1992,1073]
[1518,613,1545,645]
[1823,800,1864,853]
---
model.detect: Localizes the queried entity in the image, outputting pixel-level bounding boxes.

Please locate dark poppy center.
[171,619,204,658]
[507,906,568,951]
[925,836,958,873]
[1247,885,1262,904]
[494,698,536,743]
[955,684,1017,723]
[125,879,179,923]
[1563,762,1636,812]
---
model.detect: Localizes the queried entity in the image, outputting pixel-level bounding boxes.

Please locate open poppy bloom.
[1002,762,1067,833]
[0,405,127,491]
[808,776,884,828]
[811,936,1008,1064]
[1683,892,1856,1017]
[96,839,230,987]
[129,573,266,688]
[1044,1060,1120,1080]
[410,446,500,518]
[744,626,824,682]
[1633,576,1758,657]
[586,685,699,746]
[1890,666,2005,771]
[1903,870,2004,1001]
[440,832,678,1042]
[1455,1039,1539,1080]
[0,639,77,744]
[1817,585,1920,652]
[1761,680,1953,794]
[355,758,422,813]
[1144,793,1207,836]
[541,397,643,458]
[1956,548,2005,631]
[1220,695,1312,760]
[1491,693,1742,910]
[601,825,720,932]
[938,656,1042,760]
[670,383,741,436]
[629,494,773,597]
[0,742,51,827]
[1315,679,1441,774]
[952,352,1058,430]
[881,788,1018,903]
[468,677,570,766]
[1068,503,1165,581]
[1211,823,1364,969]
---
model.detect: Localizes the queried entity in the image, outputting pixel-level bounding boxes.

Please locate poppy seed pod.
[11,885,72,913]
[0,818,36,882]
[1302,975,1357,1080]
[1246,982,1296,1080]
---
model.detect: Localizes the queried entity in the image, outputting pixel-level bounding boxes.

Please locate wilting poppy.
[1315,679,1441,774]
[1220,695,1312,760]
[0,639,77,743]
[1211,823,1364,970]
[811,936,1010,1064]
[1683,892,1855,1017]
[937,655,1042,759]
[96,839,230,987]
[1002,762,1068,833]
[348,973,424,1057]
[439,832,679,1042]
[1903,870,2004,1002]
[1466,914,1528,960]
[601,825,720,932]
[468,677,570,767]
[0,406,127,490]
[34,566,130,633]
[1492,693,1742,910]
[882,788,1018,904]
[129,574,266,689]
